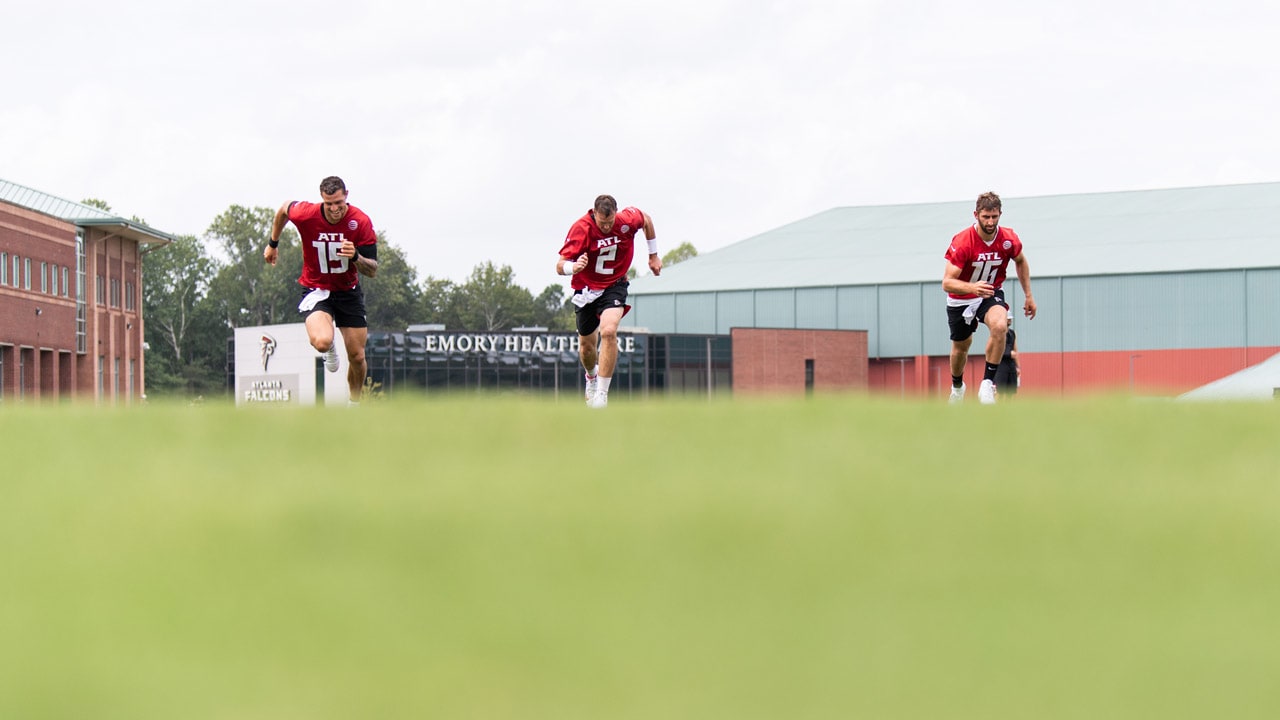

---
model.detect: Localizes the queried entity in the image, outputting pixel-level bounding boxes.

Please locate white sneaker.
[949,382,965,404]
[324,346,340,373]
[978,379,997,405]
[584,374,598,405]
[587,391,608,409]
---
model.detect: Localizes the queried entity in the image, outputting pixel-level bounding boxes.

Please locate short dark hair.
[594,194,617,217]
[976,191,1001,213]
[320,176,347,195]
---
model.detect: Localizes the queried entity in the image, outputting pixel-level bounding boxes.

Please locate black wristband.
[268,239,279,248]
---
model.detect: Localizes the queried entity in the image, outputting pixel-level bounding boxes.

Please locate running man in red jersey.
[942,191,1036,405]
[556,195,661,408]
[263,176,379,405]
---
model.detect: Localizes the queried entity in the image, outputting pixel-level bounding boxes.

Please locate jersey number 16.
[968,259,1001,284]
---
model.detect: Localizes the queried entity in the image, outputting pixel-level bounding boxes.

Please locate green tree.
[204,205,300,327]
[417,276,463,329]
[362,234,422,331]
[663,241,698,266]
[627,241,698,279]
[455,262,535,331]
[532,284,575,331]
[81,198,112,212]
[142,235,226,395]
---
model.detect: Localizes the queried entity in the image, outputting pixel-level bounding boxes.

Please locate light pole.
[893,358,910,399]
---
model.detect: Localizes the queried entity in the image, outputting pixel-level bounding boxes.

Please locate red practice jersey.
[944,225,1023,300]
[559,206,645,291]
[288,201,378,291]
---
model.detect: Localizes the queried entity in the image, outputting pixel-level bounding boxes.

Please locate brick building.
[0,179,176,404]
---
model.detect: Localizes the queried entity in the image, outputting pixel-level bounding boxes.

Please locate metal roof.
[632,182,1280,295]
[0,177,178,244]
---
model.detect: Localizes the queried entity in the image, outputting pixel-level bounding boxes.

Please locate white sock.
[598,376,612,394]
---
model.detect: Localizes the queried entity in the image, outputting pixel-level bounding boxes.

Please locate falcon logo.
[260,333,277,371]
[348,220,359,231]
[1003,241,1012,250]
[621,225,631,234]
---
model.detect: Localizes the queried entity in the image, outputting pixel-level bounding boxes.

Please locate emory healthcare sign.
[413,332,636,355]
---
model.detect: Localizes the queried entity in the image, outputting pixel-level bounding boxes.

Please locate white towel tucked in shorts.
[299,288,330,312]
[571,288,604,308]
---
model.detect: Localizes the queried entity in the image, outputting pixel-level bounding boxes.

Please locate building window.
[0,252,6,285]
[11,255,18,287]
[125,281,135,311]
[24,258,31,290]
[129,359,136,399]
[110,278,121,308]
[98,355,105,397]
[41,262,48,293]
[62,267,69,297]
[97,275,105,305]
[0,346,5,401]
[77,234,87,354]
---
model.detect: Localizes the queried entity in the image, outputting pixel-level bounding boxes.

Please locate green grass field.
[3,395,1279,719]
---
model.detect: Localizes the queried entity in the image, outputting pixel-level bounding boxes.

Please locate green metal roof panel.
[632,182,1280,295]
[0,178,116,220]
[0,177,178,243]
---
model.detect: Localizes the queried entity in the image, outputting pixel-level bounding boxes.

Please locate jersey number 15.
[312,241,350,274]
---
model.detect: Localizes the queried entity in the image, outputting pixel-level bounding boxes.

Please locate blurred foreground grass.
[1,395,1278,719]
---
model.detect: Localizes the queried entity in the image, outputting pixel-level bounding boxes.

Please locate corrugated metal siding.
[754,289,795,328]
[716,291,754,334]
[674,293,716,334]
[836,286,878,356]
[625,265,1280,394]
[629,293,675,332]
[921,283,952,357]
[876,284,924,358]
[1062,271,1247,352]
[1247,268,1280,346]
[1005,277,1063,353]
[1029,347,1266,395]
[796,287,837,329]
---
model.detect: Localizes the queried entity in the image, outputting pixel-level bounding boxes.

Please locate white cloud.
[3,0,1277,294]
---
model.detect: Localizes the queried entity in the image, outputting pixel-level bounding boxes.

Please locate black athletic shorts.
[574,281,631,337]
[946,289,1007,342]
[299,285,368,328]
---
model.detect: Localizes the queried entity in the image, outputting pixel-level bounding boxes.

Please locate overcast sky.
[4,0,1276,290]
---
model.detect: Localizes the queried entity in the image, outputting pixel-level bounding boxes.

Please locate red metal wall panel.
[870,346,1280,398]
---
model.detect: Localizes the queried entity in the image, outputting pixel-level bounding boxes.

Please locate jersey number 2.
[594,245,618,275]
[312,241,350,274]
